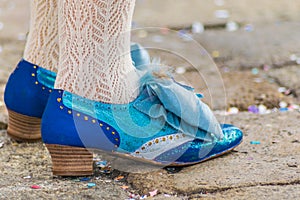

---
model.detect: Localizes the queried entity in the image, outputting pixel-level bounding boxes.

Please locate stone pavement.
[0,0,300,199]
[127,111,300,199]
[134,0,300,27]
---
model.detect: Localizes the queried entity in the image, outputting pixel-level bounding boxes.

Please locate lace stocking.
[24,0,59,72]
[55,0,139,104]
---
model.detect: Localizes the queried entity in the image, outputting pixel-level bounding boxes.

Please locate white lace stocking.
[55,0,139,104]
[24,0,59,72]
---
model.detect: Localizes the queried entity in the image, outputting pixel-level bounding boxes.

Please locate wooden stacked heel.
[45,144,93,176]
[7,109,41,142]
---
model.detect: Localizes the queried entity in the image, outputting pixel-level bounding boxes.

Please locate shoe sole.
[112,138,243,167]
[46,139,243,176]
[45,144,93,176]
[7,109,41,142]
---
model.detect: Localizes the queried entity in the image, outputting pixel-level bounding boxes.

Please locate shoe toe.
[220,124,243,148]
[153,124,243,166]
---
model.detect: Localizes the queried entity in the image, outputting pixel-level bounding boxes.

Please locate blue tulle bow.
[134,64,223,141]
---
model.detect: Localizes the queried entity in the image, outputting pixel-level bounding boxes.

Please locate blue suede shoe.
[4,43,150,141]
[41,65,243,176]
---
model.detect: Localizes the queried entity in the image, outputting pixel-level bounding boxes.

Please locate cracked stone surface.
[194,22,300,69]
[132,31,299,110]
[268,65,300,100]
[190,185,300,200]
[127,112,300,198]
[1,112,298,199]
[0,136,129,199]
[134,0,300,27]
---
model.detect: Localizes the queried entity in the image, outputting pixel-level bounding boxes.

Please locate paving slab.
[132,22,300,70]
[0,0,300,199]
[194,22,300,69]
[132,27,299,110]
[1,110,299,199]
[134,0,300,27]
[0,132,130,200]
[268,65,300,100]
[190,185,300,200]
[127,111,300,198]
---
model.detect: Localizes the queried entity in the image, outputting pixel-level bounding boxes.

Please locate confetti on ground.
[30,185,41,189]
[160,27,169,35]
[95,160,108,168]
[152,35,163,43]
[149,189,158,197]
[80,177,91,182]
[227,107,239,115]
[250,141,261,145]
[214,0,225,6]
[212,50,220,58]
[17,33,27,41]
[0,22,4,30]
[278,87,287,93]
[279,108,288,112]
[23,175,31,179]
[128,193,138,199]
[114,175,125,182]
[244,24,254,32]
[258,104,268,114]
[251,68,259,75]
[248,105,259,114]
[95,160,112,174]
[121,185,129,190]
[175,67,186,74]
[214,9,229,19]
[0,141,4,148]
[226,21,239,32]
[279,101,288,108]
[192,22,204,34]
[87,182,96,188]
[137,30,148,38]
[290,54,298,61]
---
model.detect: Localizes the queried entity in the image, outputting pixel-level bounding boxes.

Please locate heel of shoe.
[45,144,93,176]
[7,109,41,142]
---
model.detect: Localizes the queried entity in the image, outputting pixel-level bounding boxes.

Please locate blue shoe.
[4,43,150,141]
[4,60,56,141]
[41,64,243,176]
